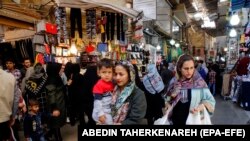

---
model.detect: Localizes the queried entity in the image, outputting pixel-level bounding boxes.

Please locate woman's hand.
[162,102,171,115]
[98,115,106,124]
[67,79,72,86]
[164,102,171,110]
[52,110,60,117]
[190,104,205,114]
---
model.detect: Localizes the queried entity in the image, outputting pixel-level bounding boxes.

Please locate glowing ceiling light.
[230,14,240,26]
[229,28,237,37]
[170,39,175,45]
[175,43,180,48]
[70,43,77,55]
[156,45,161,50]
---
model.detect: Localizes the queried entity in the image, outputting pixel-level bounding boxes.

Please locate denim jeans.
[208,83,216,96]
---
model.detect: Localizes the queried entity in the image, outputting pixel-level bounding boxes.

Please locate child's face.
[98,66,113,82]
[30,105,39,113]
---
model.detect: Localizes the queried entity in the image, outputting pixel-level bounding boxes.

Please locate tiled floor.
[211,95,250,124]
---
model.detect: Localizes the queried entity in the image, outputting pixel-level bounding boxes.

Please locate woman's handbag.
[186,107,212,125]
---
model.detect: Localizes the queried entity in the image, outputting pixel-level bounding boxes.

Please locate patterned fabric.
[111,60,135,123]
[231,0,245,11]
[165,71,207,106]
[164,71,212,124]
[142,64,164,94]
[25,73,48,113]
[209,70,216,84]
[25,75,47,95]
[6,69,22,90]
[55,7,68,43]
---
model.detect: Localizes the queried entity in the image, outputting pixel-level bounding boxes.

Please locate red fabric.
[45,44,50,54]
[19,96,23,103]
[45,23,57,34]
[36,53,45,64]
[85,44,95,53]
[93,79,114,94]
[102,16,107,25]
[236,57,250,75]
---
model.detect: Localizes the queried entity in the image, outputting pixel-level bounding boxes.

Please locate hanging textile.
[106,12,111,41]
[121,14,125,41]
[167,48,172,62]
[15,39,34,63]
[110,13,115,41]
[231,0,250,11]
[116,13,121,40]
[171,48,178,60]
[0,42,15,66]
[70,8,82,38]
[177,47,183,56]
[86,9,96,40]
[101,11,106,42]
[55,7,68,43]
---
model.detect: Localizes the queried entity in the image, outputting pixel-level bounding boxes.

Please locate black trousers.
[70,8,82,38]
[116,13,120,40]
[0,121,10,140]
[106,12,110,40]
[46,128,62,141]
[110,13,115,40]
[79,103,96,126]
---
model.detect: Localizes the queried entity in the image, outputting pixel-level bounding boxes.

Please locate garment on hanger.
[106,12,110,40]
[86,9,96,40]
[101,11,106,43]
[70,8,82,38]
[110,13,115,41]
[116,13,120,40]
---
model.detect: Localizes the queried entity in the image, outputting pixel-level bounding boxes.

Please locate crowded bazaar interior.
[1,0,250,140]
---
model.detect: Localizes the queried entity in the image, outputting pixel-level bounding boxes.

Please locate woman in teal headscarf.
[112,60,147,125]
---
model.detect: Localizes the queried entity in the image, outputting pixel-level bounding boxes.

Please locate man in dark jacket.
[160,60,174,90]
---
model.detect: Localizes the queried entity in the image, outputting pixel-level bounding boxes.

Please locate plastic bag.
[154,105,172,125]
[186,107,212,125]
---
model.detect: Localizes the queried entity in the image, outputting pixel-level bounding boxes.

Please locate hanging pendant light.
[229,28,237,37]
[230,14,240,26]
[170,39,175,46]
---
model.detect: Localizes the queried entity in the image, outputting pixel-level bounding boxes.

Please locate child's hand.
[98,115,106,124]
[52,110,60,117]
[18,102,25,108]
[26,137,32,141]
[22,106,27,113]
[113,122,121,125]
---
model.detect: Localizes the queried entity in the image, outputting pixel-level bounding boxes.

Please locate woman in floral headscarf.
[164,54,215,125]
[112,60,147,125]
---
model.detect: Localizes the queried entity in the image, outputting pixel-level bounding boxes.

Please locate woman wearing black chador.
[46,63,66,141]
